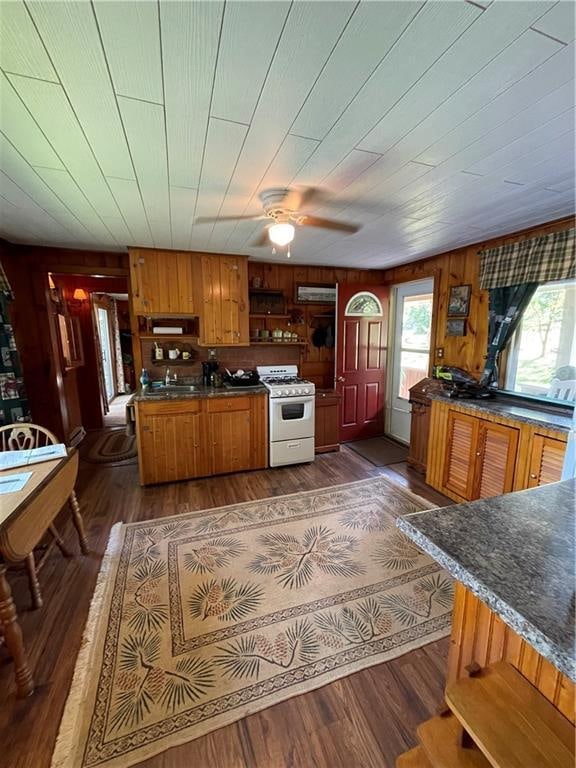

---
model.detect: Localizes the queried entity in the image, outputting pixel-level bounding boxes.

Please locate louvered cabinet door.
[443,412,479,500]
[527,435,566,487]
[474,421,519,499]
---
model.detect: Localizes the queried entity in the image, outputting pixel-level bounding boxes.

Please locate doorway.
[387,279,434,444]
[336,284,389,442]
[96,306,115,404]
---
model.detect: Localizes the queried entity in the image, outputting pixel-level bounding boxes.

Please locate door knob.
[337,376,345,383]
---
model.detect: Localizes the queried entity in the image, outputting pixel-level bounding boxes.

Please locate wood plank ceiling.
[0,0,574,268]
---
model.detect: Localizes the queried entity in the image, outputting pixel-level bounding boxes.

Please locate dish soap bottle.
[140,368,150,389]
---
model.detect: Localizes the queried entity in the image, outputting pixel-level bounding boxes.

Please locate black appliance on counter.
[433,365,494,399]
[202,359,219,386]
[223,369,261,388]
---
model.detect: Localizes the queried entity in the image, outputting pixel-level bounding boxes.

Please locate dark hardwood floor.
[0,446,452,768]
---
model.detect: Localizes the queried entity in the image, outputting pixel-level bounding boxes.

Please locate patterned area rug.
[80,428,137,464]
[52,477,452,768]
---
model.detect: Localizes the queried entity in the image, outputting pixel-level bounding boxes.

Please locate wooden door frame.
[92,295,118,410]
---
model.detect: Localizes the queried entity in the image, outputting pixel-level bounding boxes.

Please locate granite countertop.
[397,479,576,681]
[130,384,267,402]
[429,391,573,432]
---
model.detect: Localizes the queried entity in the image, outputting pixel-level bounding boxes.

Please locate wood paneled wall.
[247,262,386,387]
[0,241,128,440]
[54,275,128,430]
[382,216,574,377]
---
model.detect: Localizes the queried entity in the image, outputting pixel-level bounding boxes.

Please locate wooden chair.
[0,424,87,609]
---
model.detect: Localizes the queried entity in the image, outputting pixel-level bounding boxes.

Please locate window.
[397,293,433,399]
[345,291,383,316]
[504,279,576,403]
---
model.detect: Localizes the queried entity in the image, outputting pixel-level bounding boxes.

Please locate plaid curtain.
[480,284,538,386]
[479,228,575,290]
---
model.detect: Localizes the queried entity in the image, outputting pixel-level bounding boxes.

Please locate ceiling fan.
[194,186,361,254]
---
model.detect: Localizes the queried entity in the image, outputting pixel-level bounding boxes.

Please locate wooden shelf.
[249,287,284,295]
[140,334,199,340]
[250,341,307,347]
[417,715,490,768]
[445,662,574,768]
[249,314,291,320]
[151,359,197,366]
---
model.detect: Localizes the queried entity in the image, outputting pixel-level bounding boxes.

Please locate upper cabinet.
[196,254,249,346]
[129,249,249,346]
[129,248,197,316]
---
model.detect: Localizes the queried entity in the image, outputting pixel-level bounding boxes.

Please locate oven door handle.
[272,395,315,404]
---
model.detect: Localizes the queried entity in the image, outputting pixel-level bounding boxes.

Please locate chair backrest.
[0,424,59,452]
[548,379,576,402]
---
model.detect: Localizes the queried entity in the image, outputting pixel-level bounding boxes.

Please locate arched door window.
[344,291,383,316]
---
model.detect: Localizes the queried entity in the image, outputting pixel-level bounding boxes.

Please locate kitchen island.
[395,479,575,766]
[131,385,268,485]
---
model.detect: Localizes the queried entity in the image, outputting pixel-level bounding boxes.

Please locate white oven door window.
[270,396,315,442]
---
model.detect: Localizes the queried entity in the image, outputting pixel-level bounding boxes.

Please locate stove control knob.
[280,389,286,396]
[303,387,310,395]
[296,388,302,395]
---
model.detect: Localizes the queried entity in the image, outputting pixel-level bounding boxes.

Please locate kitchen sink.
[144,385,200,396]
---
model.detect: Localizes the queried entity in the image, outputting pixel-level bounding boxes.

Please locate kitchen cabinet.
[428,399,566,502]
[196,254,249,346]
[136,399,206,485]
[314,390,340,453]
[473,420,519,499]
[443,411,479,499]
[135,393,267,485]
[206,397,253,474]
[407,378,446,474]
[527,434,566,487]
[129,248,196,316]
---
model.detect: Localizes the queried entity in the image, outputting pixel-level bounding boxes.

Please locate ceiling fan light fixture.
[268,222,295,247]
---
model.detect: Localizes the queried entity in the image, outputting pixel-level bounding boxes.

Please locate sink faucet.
[165,368,178,386]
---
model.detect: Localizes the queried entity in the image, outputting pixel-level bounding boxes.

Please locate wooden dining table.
[0,449,85,697]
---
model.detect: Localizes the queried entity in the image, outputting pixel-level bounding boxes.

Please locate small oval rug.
[82,428,137,464]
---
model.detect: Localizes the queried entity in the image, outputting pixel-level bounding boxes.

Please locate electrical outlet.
[436,347,444,359]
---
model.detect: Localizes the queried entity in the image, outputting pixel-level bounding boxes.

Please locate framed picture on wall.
[295,283,337,304]
[446,318,467,336]
[447,284,471,317]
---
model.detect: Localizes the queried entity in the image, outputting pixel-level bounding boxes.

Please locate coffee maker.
[202,359,219,386]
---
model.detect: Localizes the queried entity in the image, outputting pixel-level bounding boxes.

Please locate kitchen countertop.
[130,384,267,402]
[428,390,573,432]
[397,479,576,680]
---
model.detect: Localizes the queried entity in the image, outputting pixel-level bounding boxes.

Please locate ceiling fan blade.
[195,214,265,224]
[300,215,360,234]
[251,229,270,247]
[283,186,326,212]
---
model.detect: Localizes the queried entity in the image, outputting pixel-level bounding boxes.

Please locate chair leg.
[69,491,89,555]
[48,524,73,558]
[25,553,43,610]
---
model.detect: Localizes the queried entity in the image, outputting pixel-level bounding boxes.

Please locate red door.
[336,284,389,442]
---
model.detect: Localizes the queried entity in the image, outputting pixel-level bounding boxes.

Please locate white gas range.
[257,365,316,467]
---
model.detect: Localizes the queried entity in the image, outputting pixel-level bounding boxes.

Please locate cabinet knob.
[475,451,481,456]
[530,473,538,479]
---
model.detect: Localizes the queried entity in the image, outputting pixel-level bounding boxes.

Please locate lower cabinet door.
[209,409,252,474]
[139,408,205,484]
[443,411,479,500]
[527,434,566,487]
[474,421,519,498]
